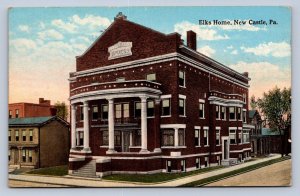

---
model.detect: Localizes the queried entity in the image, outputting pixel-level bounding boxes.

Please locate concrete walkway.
[9,154,282,187]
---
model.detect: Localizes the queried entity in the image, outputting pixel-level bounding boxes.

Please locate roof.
[248,110,257,119]
[9,116,69,127]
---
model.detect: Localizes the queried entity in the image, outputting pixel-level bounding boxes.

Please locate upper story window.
[179,70,185,87]
[243,130,250,143]
[29,129,33,141]
[135,102,141,118]
[229,107,236,120]
[123,103,130,118]
[15,130,19,141]
[243,94,247,103]
[80,106,83,121]
[115,104,122,119]
[8,130,11,141]
[237,107,242,120]
[229,129,236,144]
[101,105,108,120]
[204,127,209,146]
[179,96,186,116]
[162,98,171,116]
[199,100,205,119]
[22,130,26,141]
[243,110,247,123]
[146,73,156,81]
[221,106,226,120]
[92,106,99,120]
[178,129,185,146]
[216,105,220,120]
[116,77,125,82]
[195,128,200,146]
[238,130,242,143]
[15,109,19,118]
[147,101,154,117]
[9,110,12,118]
[216,128,220,145]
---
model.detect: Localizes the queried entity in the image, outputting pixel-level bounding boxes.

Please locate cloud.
[197,45,215,57]
[229,61,291,98]
[18,25,30,33]
[52,19,77,33]
[227,45,233,49]
[39,22,45,29]
[9,38,37,54]
[231,50,238,55]
[174,21,229,41]
[241,42,291,57]
[71,14,111,30]
[38,29,64,40]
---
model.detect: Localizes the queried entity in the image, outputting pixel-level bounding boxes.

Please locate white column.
[174,128,179,147]
[140,96,149,153]
[83,101,91,152]
[71,104,76,150]
[107,98,116,154]
[129,132,133,146]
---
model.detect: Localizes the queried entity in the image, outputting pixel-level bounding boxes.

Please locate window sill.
[216,144,221,146]
[179,85,186,88]
[147,116,155,119]
[199,117,205,120]
[100,145,108,148]
[161,146,187,149]
[229,119,236,121]
[161,115,171,118]
[204,145,210,147]
[216,118,221,121]
[195,146,201,148]
[179,115,186,118]
[129,146,141,148]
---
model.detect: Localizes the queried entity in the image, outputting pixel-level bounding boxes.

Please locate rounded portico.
[69,80,162,155]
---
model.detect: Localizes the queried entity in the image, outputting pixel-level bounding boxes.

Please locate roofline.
[9,116,70,128]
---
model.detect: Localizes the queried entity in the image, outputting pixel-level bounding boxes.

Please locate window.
[199,103,205,118]
[22,130,26,141]
[181,160,186,172]
[196,158,200,169]
[15,130,19,141]
[204,128,209,146]
[243,110,247,123]
[237,107,242,120]
[102,131,108,146]
[195,129,200,146]
[114,131,121,146]
[102,105,108,120]
[243,130,250,143]
[178,129,185,146]
[205,157,209,167]
[133,130,141,146]
[216,105,220,119]
[216,128,220,145]
[8,150,11,161]
[229,107,236,120]
[9,110,12,118]
[135,102,141,118]
[167,160,172,172]
[238,131,242,143]
[28,150,32,162]
[221,106,226,120]
[147,101,154,117]
[230,129,236,144]
[15,109,19,118]
[161,129,174,146]
[123,103,129,118]
[179,71,185,87]
[116,77,125,82]
[29,130,33,141]
[22,149,26,162]
[162,99,171,116]
[78,132,84,146]
[146,73,156,81]
[80,106,83,121]
[243,93,247,103]
[92,106,99,120]
[179,98,185,116]
[217,156,221,165]
[115,104,122,119]
[8,130,11,141]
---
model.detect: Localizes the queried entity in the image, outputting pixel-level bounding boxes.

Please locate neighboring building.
[68,13,253,178]
[9,98,57,119]
[8,116,70,169]
[248,110,270,157]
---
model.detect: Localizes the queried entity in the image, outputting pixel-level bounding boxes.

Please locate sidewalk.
[9,154,282,187]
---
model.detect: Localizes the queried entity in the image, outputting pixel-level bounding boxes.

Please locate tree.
[255,87,291,157]
[54,102,69,121]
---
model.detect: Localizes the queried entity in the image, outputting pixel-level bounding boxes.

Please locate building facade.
[9,98,56,119]
[68,13,252,177]
[8,116,70,169]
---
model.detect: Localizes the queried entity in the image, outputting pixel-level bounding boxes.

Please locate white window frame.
[237,107,242,121]
[243,109,247,123]
[203,126,209,147]
[221,106,226,120]
[216,127,221,146]
[92,105,99,121]
[243,93,247,104]
[194,126,201,147]
[229,127,237,144]
[179,70,186,87]
[161,95,172,117]
[216,105,220,120]
[199,99,205,119]
[179,94,186,117]
[229,106,236,121]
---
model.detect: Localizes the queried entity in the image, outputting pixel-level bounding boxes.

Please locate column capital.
[155,99,161,105]
[83,101,89,107]
[140,96,148,102]
[71,104,76,110]
[107,98,114,103]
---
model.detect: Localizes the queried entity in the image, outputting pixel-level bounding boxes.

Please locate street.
[206,159,291,186]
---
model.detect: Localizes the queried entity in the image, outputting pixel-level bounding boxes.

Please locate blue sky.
[9,7,291,104]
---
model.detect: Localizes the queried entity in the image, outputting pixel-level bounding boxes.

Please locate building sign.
[108,41,132,60]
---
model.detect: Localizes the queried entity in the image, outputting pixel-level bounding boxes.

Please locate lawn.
[102,165,223,183]
[180,155,291,187]
[26,165,68,176]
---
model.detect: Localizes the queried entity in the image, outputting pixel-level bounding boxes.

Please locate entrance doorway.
[222,136,229,160]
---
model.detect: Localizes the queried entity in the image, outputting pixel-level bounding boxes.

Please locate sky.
[8,6,291,105]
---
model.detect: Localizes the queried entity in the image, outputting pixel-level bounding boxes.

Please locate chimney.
[114,12,127,21]
[243,72,249,77]
[39,98,50,105]
[187,30,197,50]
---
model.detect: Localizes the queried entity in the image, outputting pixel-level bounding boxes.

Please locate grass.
[26,165,68,176]
[180,155,291,187]
[102,166,223,183]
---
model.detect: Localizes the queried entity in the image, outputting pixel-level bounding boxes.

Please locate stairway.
[72,160,97,178]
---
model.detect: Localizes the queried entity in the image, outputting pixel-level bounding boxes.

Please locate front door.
[122,132,130,152]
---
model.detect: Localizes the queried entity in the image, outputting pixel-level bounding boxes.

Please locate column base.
[81,147,92,153]
[106,149,116,154]
[139,149,150,154]
[153,148,162,153]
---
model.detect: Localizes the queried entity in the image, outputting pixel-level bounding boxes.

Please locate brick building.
[68,13,252,177]
[8,116,70,169]
[9,98,56,119]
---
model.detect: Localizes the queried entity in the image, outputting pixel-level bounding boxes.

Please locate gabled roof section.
[248,110,258,119]
[9,116,69,127]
